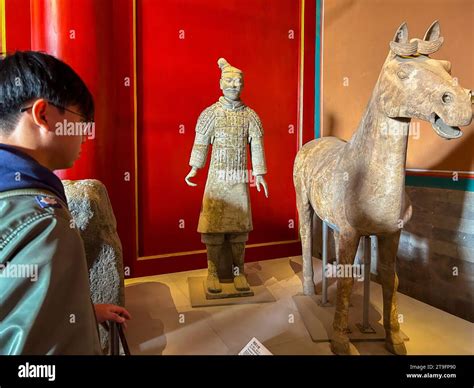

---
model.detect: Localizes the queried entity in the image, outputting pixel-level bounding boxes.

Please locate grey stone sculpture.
[63,179,124,351]
[293,21,472,355]
[186,58,269,295]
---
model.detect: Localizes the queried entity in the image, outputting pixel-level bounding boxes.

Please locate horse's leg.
[378,231,406,355]
[295,182,315,295]
[331,230,359,355]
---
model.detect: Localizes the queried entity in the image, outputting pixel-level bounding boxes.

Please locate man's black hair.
[0,51,94,134]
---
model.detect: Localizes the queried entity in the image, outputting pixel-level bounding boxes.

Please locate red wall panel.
[4,0,31,51]
[135,0,315,275]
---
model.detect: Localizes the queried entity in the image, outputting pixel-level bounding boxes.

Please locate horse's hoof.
[303,282,315,296]
[330,331,351,355]
[386,340,407,355]
[330,339,351,355]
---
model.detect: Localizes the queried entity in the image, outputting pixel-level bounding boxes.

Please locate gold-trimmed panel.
[133,0,305,261]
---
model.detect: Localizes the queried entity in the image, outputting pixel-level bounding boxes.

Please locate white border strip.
[407,168,474,175]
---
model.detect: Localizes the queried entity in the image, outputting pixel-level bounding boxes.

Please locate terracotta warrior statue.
[185,58,269,294]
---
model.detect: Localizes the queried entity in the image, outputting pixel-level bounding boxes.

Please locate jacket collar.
[0,144,68,204]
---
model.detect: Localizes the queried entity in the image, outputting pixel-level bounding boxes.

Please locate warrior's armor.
[189,96,267,234]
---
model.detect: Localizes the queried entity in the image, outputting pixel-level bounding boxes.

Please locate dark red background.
[4,0,316,278]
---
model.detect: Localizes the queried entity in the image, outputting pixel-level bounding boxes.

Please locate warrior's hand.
[185,167,198,187]
[255,175,269,198]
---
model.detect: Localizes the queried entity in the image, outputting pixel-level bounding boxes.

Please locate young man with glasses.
[0,51,130,355]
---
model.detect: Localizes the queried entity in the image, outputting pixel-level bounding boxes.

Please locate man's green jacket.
[0,144,102,355]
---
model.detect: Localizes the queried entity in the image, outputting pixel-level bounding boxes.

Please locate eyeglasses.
[20,101,91,122]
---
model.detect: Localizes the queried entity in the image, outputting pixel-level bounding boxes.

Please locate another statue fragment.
[293,21,472,355]
[185,58,269,296]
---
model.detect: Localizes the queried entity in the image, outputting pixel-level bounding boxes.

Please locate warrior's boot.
[206,244,222,293]
[231,242,250,291]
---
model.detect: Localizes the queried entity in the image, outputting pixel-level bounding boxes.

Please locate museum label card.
[238,337,272,355]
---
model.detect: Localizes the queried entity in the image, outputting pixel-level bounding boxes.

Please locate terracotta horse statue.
[293,21,472,355]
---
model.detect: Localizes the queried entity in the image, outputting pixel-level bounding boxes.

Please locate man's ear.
[31,99,50,130]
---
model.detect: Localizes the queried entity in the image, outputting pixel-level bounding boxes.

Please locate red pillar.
[30,0,113,180]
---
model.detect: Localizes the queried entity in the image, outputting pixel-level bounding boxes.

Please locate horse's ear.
[418,20,444,55]
[423,20,440,41]
[390,22,417,56]
[393,22,409,43]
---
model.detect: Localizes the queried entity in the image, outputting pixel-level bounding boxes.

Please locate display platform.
[188,276,276,307]
[124,256,472,355]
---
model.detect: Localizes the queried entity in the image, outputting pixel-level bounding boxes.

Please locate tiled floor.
[124,256,473,355]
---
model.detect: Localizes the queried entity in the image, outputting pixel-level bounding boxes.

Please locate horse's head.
[378,21,472,139]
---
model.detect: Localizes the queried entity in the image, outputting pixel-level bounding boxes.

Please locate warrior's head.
[218,58,244,102]
[377,21,473,139]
